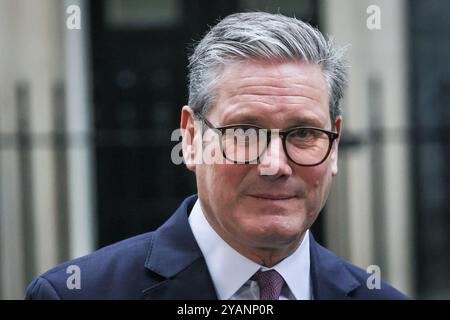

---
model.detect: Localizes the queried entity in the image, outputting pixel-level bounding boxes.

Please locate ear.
[181,106,200,172]
[330,117,342,176]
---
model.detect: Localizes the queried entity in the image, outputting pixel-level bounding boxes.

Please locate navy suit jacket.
[25,195,408,300]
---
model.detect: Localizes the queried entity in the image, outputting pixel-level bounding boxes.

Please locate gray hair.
[187,12,348,124]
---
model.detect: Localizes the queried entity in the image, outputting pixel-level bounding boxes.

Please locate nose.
[257,133,293,177]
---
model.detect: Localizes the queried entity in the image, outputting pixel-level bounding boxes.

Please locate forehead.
[212,60,331,127]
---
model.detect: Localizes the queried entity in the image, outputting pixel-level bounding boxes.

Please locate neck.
[223,231,306,268]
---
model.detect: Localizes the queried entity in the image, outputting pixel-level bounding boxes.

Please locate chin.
[249,233,301,249]
[241,221,304,247]
[244,196,306,216]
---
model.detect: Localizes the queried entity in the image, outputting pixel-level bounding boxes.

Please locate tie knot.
[252,270,285,300]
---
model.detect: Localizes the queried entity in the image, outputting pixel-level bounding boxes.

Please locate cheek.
[199,164,252,227]
[217,163,247,181]
[204,164,250,196]
[296,163,330,187]
[296,161,333,209]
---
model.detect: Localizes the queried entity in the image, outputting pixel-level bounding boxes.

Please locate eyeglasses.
[195,113,339,166]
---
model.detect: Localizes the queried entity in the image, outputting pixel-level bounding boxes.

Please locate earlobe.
[331,149,338,176]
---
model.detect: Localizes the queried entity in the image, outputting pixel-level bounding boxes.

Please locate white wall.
[322,0,413,296]
[0,0,95,299]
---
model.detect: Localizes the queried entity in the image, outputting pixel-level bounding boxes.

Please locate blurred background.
[0,0,449,299]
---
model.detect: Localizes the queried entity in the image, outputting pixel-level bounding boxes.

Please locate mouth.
[248,193,297,201]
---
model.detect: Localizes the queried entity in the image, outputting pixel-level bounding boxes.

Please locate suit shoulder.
[25,276,62,299]
[313,242,409,299]
[42,231,154,277]
[25,232,156,299]
[341,259,409,299]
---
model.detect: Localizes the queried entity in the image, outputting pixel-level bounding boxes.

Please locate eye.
[290,128,315,139]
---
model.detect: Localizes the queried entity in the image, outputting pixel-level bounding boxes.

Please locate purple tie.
[253,270,285,300]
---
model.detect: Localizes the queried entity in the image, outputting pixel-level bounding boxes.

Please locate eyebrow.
[223,114,325,129]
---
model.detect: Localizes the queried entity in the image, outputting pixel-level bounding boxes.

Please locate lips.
[249,193,297,200]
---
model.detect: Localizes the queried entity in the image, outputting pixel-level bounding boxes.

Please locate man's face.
[182,60,341,255]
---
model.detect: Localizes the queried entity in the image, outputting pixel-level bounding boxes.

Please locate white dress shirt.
[188,199,312,300]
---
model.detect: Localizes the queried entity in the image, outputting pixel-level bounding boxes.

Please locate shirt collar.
[188,199,311,300]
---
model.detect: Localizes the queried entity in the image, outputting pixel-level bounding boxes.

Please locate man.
[26,12,407,300]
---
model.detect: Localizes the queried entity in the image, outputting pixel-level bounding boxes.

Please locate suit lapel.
[309,234,361,299]
[142,195,218,300]
[142,257,217,299]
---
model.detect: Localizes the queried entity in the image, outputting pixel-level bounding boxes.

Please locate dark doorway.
[410,0,450,299]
